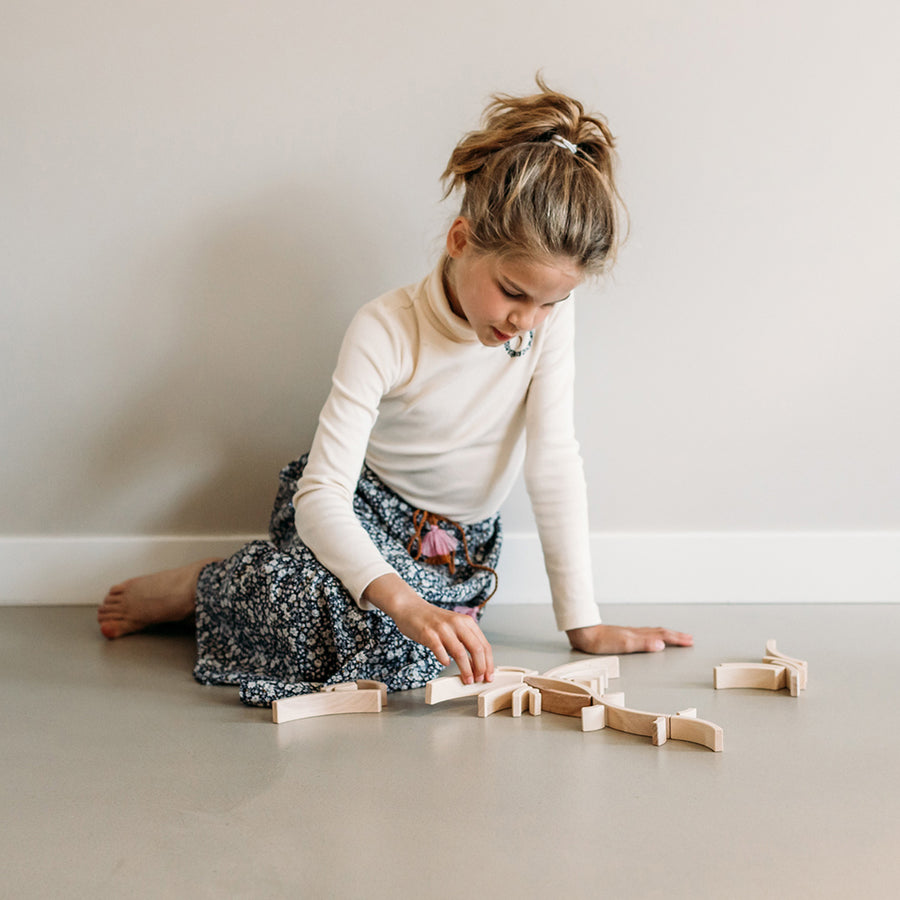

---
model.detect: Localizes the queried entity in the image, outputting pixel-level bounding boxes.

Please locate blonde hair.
[442,76,627,275]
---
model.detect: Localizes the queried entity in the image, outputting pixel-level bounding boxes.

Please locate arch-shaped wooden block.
[542,657,620,681]
[668,714,724,752]
[425,671,525,705]
[714,663,787,691]
[272,688,383,724]
[477,683,523,717]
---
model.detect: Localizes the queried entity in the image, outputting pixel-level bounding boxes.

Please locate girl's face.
[443,218,583,348]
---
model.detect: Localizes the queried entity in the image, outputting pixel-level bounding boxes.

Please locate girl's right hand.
[362,573,494,684]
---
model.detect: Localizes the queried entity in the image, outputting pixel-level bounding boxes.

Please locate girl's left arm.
[524,302,692,653]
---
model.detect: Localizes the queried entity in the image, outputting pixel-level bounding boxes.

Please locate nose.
[508,305,537,333]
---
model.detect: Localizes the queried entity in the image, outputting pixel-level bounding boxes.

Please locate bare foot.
[97,558,220,640]
[566,624,694,655]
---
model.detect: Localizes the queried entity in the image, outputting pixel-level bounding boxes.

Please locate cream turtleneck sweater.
[292,264,602,632]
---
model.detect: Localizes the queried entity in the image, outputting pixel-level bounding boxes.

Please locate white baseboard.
[2,532,899,606]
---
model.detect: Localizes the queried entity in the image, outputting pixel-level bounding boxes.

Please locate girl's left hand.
[566,624,693,654]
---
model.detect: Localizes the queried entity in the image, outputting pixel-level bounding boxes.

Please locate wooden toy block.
[272,688,382,724]
[600,692,625,707]
[477,683,523,717]
[494,666,539,676]
[323,680,389,704]
[714,662,786,691]
[764,640,808,673]
[762,657,806,692]
[524,675,600,698]
[668,714,724,752]
[676,708,698,719]
[511,685,541,717]
[596,699,664,739]
[425,671,524,704]
[524,675,599,717]
[651,716,668,747]
[567,674,609,695]
[534,687,593,717]
[542,657,620,681]
[783,664,800,697]
[354,680,389,705]
[581,704,606,732]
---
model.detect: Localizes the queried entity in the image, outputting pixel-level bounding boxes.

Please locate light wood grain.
[272,689,382,724]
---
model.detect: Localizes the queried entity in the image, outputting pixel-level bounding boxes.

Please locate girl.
[98,79,692,706]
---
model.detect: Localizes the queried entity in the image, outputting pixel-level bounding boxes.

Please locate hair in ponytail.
[442,76,627,275]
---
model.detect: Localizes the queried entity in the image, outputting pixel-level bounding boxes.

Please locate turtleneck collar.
[419,256,481,344]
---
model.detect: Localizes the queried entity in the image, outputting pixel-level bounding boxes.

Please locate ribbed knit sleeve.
[292,299,408,606]
[523,300,602,631]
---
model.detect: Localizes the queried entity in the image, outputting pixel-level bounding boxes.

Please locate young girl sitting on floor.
[98,79,692,706]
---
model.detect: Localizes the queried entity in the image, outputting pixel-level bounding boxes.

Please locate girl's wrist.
[361,573,424,619]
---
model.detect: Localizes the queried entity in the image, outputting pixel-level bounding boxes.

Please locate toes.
[99,620,122,639]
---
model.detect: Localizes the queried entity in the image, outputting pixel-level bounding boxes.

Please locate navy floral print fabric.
[193,455,502,706]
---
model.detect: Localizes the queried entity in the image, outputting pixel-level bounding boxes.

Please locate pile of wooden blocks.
[714,640,809,698]
[425,658,725,752]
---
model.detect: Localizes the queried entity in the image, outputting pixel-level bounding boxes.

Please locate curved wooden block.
[595,698,664,739]
[425,671,524,704]
[542,657,620,681]
[592,699,723,751]
[714,663,786,691]
[477,683,522,718]
[494,666,539,676]
[762,656,807,692]
[765,640,808,674]
[272,689,382,724]
[524,675,599,717]
[324,680,389,705]
[668,714,724,752]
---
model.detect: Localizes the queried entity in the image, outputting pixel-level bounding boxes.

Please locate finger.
[459,616,494,681]
[422,628,452,667]
[649,627,694,647]
[444,634,475,684]
[457,617,494,682]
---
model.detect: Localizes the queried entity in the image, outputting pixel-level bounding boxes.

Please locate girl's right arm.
[294,297,494,683]
[361,573,494,685]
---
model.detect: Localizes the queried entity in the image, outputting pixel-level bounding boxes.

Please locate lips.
[492,327,513,342]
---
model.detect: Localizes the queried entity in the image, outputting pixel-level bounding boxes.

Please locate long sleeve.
[523,299,602,631]
[292,299,409,606]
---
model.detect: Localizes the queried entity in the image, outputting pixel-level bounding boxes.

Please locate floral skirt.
[193,455,502,706]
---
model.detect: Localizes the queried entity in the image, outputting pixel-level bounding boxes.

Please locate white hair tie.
[549,134,578,155]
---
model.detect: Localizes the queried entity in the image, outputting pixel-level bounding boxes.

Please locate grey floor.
[2,602,899,899]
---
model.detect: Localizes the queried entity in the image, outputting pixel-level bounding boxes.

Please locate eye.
[499,284,524,298]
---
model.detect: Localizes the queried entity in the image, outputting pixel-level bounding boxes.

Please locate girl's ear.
[446,217,471,259]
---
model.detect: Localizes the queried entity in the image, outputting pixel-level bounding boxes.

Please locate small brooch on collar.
[504,330,534,358]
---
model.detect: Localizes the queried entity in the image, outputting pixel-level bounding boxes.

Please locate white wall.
[3,0,898,603]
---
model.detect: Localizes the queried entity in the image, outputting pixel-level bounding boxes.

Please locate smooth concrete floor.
[2,602,899,899]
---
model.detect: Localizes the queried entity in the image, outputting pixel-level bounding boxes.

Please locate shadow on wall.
[47,181,392,536]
